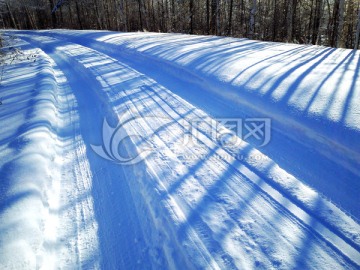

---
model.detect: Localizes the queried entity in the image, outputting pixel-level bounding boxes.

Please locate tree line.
[0,0,359,49]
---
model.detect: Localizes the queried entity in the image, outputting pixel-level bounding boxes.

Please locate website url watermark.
[91,112,271,165]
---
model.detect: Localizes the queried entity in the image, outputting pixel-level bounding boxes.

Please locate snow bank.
[0,40,61,268]
[0,36,100,269]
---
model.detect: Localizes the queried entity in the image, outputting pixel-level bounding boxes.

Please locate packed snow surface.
[0,30,359,269]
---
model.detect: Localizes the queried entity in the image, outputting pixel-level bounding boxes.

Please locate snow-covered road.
[0,31,359,269]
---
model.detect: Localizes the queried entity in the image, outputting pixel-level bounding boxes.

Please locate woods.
[0,0,359,49]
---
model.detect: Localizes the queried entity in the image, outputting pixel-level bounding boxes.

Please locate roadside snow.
[0,37,100,269]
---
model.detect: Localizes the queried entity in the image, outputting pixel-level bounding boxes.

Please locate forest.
[0,0,359,49]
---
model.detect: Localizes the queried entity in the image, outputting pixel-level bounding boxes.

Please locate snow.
[0,30,359,269]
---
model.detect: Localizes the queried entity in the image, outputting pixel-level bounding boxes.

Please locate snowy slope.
[0,30,359,269]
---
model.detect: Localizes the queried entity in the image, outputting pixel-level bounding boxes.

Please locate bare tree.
[287,0,294,42]
[189,0,194,34]
[119,0,127,31]
[336,0,345,47]
[210,0,217,35]
[311,0,323,44]
[5,1,17,29]
[0,0,358,49]
[226,0,233,36]
[216,0,220,35]
[206,0,210,34]
[355,4,360,49]
[249,0,257,39]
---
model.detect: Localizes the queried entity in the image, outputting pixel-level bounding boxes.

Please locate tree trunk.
[206,0,210,34]
[308,0,314,43]
[138,0,143,30]
[355,6,360,49]
[94,0,103,29]
[216,0,220,35]
[75,1,83,30]
[142,0,149,30]
[48,0,57,28]
[59,2,64,27]
[336,0,345,47]
[0,13,5,30]
[240,0,245,35]
[125,0,129,31]
[151,0,156,31]
[272,0,278,40]
[164,0,169,32]
[67,2,73,28]
[171,0,175,31]
[105,1,112,29]
[227,0,233,36]
[311,0,323,45]
[6,1,17,29]
[249,0,257,39]
[119,0,128,31]
[23,3,36,29]
[293,0,298,41]
[210,0,217,35]
[287,0,294,42]
[137,0,148,31]
[344,0,355,48]
[189,0,194,34]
